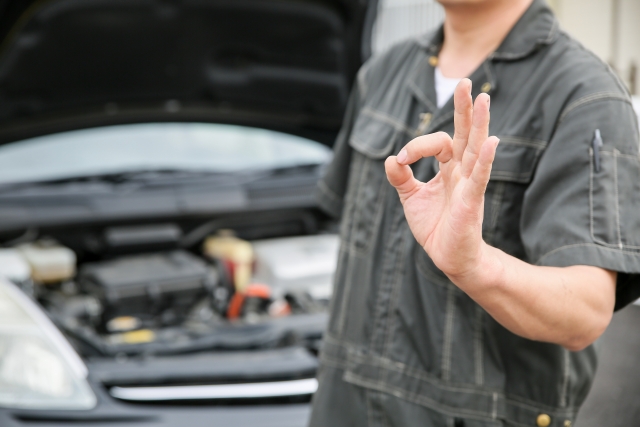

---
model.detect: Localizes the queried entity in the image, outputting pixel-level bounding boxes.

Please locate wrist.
[447,243,505,293]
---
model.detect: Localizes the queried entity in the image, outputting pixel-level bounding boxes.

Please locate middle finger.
[460,93,490,178]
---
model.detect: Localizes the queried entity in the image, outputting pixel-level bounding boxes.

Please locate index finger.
[395,131,453,165]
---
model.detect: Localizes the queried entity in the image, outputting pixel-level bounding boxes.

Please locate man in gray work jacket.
[309,0,640,426]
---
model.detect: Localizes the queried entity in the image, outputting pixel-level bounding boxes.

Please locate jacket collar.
[407,54,497,126]
[408,0,559,127]
[416,0,559,62]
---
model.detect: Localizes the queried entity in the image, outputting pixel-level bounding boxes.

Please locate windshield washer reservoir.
[18,241,76,284]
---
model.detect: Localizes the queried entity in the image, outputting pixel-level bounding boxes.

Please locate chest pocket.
[417,138,545,277]
[480,138,545,251]
[429,136,545,251]
[344,109,408,254]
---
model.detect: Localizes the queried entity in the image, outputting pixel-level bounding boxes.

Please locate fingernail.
[397,149,408,164]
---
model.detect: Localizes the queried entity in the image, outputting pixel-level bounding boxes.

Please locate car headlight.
[0,278,96,410]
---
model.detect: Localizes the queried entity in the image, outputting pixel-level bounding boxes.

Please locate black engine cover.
[79,251,218,328]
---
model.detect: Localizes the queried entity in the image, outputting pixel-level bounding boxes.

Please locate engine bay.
[0,222,338,360]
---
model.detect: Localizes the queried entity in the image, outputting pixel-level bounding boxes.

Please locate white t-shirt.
[435,67,462,109]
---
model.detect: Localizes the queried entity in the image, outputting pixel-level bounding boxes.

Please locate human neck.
[437,0,533,78]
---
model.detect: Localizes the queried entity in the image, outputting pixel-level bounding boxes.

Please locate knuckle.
[435,131,451,141]
[437,132,454,147]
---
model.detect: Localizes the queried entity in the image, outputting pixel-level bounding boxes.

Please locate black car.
[0,0,377,425]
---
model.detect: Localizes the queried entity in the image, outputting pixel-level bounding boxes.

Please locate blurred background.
[0,2,638,427]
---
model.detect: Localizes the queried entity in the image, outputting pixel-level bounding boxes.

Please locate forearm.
[449,244,617,351]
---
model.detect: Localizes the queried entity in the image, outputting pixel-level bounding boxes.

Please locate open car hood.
[0,0,376,145]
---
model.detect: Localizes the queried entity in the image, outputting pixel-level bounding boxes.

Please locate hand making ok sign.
[385,78,499,281]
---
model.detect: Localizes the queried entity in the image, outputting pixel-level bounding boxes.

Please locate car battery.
[78,250,218,328]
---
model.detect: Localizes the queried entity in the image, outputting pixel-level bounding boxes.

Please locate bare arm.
[385,78,616,351]
[459,248,615,351]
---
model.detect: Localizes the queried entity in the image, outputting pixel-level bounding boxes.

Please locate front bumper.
[1,383,311,427]
[1,345,321,427]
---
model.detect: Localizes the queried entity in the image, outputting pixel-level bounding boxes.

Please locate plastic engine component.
[18,241,76,284]
[78,251,218,327]
[0,249,31,283]
[252,235,339,300]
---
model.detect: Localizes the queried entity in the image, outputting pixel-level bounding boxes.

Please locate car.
[0,0,378,426]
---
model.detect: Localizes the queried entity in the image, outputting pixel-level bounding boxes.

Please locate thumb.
[385,155,421,202]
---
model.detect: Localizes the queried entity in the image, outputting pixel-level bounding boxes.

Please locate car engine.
[0,230,338,358]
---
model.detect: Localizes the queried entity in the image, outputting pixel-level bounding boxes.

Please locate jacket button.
[564,421,572,427]
[481,82,492,93]
[536,414,551,427]
[428,56,438,67]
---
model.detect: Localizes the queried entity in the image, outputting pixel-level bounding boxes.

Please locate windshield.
[0,123,331,184]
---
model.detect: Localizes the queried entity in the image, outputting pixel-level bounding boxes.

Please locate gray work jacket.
[309,1,640,426]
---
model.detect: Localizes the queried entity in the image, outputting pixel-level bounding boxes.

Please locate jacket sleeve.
[315,80,363,218]
[520,95,640,310]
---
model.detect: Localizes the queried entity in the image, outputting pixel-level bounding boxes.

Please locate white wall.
[552,0,613,60]
[552,0,640,94]
[617,0,640,94]
[372,0,443,54]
